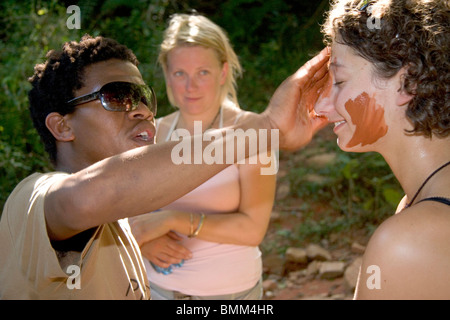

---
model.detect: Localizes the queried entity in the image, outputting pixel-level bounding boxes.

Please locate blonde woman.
[132,13,276,300]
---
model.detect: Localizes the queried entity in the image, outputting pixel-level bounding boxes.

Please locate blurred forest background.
[0,0,403,243]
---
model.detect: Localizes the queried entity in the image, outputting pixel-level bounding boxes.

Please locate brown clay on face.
[345,92,388,148]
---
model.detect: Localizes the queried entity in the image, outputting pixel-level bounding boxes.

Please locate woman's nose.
[185,76,198,91]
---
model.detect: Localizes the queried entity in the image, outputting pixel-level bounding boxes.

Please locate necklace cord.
[405,160,450,208]
[175,106,221,133]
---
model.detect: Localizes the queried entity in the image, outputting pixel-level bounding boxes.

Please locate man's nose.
[128,101,155,120]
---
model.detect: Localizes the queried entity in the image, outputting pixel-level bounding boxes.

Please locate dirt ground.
[260,210,369,300]
[260,127,372,300]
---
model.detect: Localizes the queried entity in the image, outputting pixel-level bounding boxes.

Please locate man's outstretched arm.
[44,48,330,241]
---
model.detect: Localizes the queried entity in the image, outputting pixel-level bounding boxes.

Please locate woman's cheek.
[345,92,388,148]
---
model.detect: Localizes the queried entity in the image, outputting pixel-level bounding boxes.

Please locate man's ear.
[45,112,75,142]
[395,67,415,106]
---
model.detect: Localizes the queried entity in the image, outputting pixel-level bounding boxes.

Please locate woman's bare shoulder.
[355,202,450,299]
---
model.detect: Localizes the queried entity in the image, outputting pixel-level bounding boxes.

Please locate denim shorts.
[149,278,262,300]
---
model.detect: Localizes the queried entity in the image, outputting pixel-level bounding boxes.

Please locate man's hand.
[262,47,330,150]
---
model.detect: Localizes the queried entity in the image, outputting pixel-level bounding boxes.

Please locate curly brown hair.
[322,0,449,138]
[28,35,139,164]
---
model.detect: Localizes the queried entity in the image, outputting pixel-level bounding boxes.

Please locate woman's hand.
[140,231,192,268]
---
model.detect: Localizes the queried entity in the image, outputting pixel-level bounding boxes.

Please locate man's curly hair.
[322,0,449,138]
[28,35,139,164]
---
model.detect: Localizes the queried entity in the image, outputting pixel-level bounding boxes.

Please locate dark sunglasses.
[66,81,157,115]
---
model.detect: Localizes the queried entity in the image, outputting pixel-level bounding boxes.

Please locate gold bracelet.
[189,213,205,238]
[189,212,194,236]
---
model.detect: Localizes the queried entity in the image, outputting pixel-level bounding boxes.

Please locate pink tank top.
[146,108,262,295]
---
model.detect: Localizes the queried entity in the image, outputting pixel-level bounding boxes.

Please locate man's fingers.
[310,111,330,132]
[312,48,331,80]
[294,47,330,83]
[307,69,331,112]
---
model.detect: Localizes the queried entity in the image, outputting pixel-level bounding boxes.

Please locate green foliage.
[0,0,73,208]
[0,0,330,210]
[216,0,328,112]
[283,137,403,244]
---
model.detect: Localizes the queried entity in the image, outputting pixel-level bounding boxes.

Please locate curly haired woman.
[316,0,449,299]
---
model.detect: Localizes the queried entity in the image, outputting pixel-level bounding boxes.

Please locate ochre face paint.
[345,92,388,148]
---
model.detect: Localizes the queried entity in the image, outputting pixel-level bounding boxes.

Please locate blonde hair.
[158,13,243,108]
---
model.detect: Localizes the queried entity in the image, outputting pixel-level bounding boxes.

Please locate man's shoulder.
[2,172,68,220]
[7,172,66,199]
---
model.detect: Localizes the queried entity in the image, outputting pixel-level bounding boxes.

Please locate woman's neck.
[381,135,450,207]
[177,106,222,134]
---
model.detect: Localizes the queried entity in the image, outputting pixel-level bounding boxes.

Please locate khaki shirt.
[0,172,150,300]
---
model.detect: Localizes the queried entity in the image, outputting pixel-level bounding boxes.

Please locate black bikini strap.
[417,197,450,206]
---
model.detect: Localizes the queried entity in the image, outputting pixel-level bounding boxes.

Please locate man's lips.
[136,130,152,141]
[133,125,155,143]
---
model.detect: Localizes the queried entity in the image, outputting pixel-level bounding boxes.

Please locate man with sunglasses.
[0,35,329,299]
